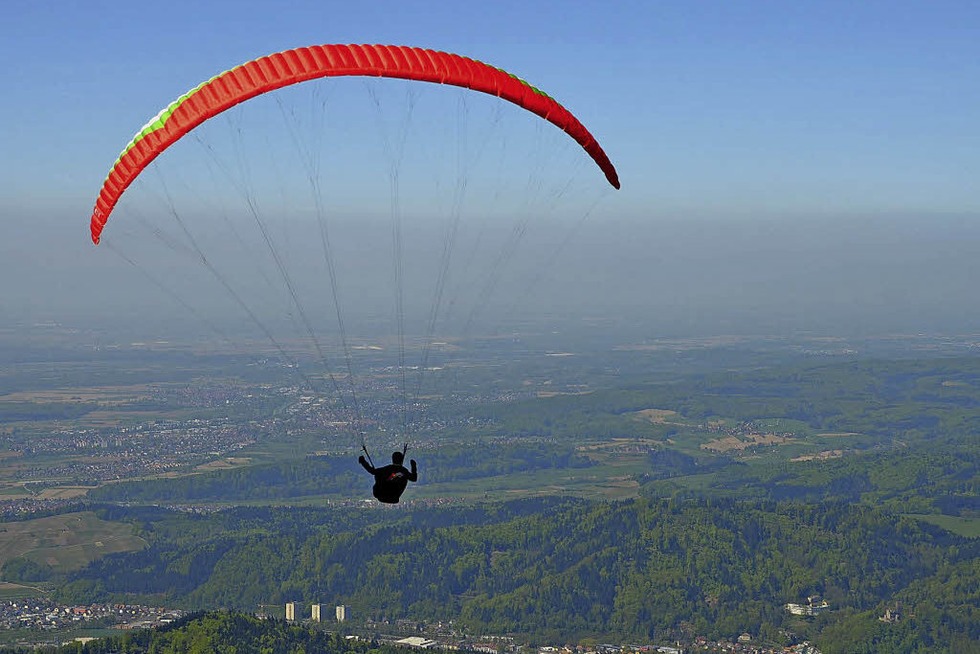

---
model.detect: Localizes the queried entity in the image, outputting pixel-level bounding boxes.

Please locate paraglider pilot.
[359,447,418,504]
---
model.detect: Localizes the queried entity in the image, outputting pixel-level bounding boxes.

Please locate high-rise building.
[335,605,351,622]
[285,602,297,622]
[311,604,322,622]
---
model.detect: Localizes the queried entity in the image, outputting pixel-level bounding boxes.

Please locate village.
[0,599,184,635]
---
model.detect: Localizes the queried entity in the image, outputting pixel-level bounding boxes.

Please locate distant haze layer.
[4,209,979,343]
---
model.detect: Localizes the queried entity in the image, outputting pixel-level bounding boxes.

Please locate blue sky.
[2,1,980,339]
[3,0,978,219]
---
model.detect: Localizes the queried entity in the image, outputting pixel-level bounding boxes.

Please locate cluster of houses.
[0,600,184,631]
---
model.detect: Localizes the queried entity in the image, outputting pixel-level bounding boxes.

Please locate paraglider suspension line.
[361,444,375,469]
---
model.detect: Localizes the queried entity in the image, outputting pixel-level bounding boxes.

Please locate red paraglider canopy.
[89,43,620,244]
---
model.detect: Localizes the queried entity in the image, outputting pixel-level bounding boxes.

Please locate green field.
[0,581,53,599]
[0,511,147,574]
[908,514,980,538]
[415,457,649,501]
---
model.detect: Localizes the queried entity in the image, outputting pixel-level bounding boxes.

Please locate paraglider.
[359,446,418,504]
[88,44,619,504]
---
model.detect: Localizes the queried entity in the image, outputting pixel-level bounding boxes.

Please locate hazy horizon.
[5,208,980,347]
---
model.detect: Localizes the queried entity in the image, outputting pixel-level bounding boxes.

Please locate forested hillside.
[0,611,410,654]
[52,499,978,652]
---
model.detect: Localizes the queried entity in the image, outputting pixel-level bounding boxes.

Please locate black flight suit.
[359,456,418,503]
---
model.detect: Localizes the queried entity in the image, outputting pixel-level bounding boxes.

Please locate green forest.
[0,611,416,654]
[42,497,976,653]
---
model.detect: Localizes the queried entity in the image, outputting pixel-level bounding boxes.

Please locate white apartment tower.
[311,604,322,622]
[335,604,351,622]
[285,601,297,621]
